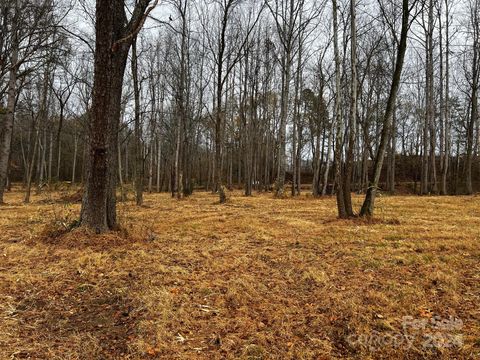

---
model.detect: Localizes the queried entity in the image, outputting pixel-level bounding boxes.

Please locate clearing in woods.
[0,186,478,359]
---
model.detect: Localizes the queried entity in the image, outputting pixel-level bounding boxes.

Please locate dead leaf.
[146,346,159,356]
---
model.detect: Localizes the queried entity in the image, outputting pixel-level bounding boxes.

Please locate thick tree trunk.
[80,0,155,230]
[80,0,132,231]
[81,60,127,230]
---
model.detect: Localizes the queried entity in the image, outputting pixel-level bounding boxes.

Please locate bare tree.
[332,0,347,217]
[266,0,318,197]
[131,35,144,206]
[51,53,77,182]
[360,0,416,216]
[0,0,57,203]
[80,0,157,232]
[200,0,263,202]
[340,0,358,217]
[465,0,480,195]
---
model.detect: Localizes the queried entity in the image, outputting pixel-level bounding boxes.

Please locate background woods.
[1,0,479,220]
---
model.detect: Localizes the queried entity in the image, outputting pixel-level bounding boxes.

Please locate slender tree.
[360,0,414,216]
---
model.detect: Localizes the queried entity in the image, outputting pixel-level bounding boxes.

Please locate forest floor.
[0,185,479,359]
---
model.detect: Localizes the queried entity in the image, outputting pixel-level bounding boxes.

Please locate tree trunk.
[81,0,143,231]
[466,0,479,195]
[343,0,357,216]
[156,137,161,192]
[56,104,65,181]
[72,132,78,183]
[148,141,154,193]
[0,31,18,204]
[24,128,39,204]
[322,123,333,196]
[360,0,410,217]
[440,0,450,195]
[387,109,396,193]
[132,36,144,206]
[275,50,291,197]
[117,135,126,201]
[332,0,347,218]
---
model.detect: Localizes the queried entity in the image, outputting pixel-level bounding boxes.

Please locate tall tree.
[438,0,451,195]
[0,0,56,203]
[131,35,144,206]
[342,0,358,217]
[332,0,347,217]
[0,2,19,203]
[465,0,480,195]
[360,0,414,216]
[200,0,263,202]
[266,0,317,197]
[80,0,157,232]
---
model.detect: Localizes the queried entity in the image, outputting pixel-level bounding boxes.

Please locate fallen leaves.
[0,188,479,359]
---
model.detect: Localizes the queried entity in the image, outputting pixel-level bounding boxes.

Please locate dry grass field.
[0,186,479,359]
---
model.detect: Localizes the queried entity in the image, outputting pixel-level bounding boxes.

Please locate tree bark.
[332,0,347,218]
[0,30,18,204]
[466,0,479,195]
[343,0,358,216]
[80,0,155,231]
[360,0,411,217]
[24,128,39,204]
[132,36,144,206]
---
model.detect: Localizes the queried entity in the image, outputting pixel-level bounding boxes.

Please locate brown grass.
[0,186,479,359]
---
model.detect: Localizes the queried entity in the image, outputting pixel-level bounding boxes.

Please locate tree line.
[0,0,479,230]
